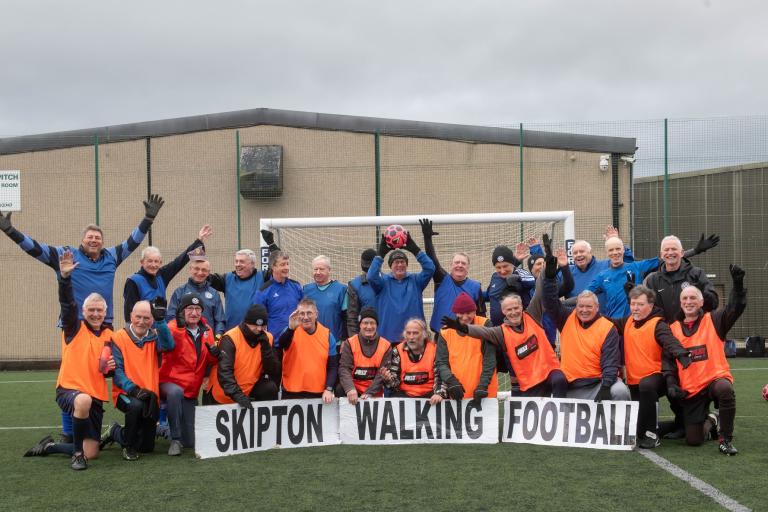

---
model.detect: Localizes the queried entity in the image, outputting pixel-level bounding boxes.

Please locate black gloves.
[260,229,275,246]
[129,387,153,402]
[205,342,221,358]
[441,316,468,334]
[236,395,254,410]
[473,386,488,402]
[694,233,720,255]
[142,391,160,419]
[377,234,390,258]
[419,218,438,239]
[505,273,522,292]
[143,194,165,219]
[445,377,465,401]
[729,264,745,289]
[594,385,612,402]
[623,271,636,296]
[0,211,12,234]
[667,383,688,400]
[542,233,553,257]
[404,232,421,255]
[150,297,167,321]
[677,353,692,369]
[175,308,186,328]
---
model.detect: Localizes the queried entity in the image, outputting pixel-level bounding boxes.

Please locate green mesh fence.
[0,116,766,362]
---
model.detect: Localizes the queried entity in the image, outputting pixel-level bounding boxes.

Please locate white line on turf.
[0,426,59,430]
[637,450,751,512]
[0,380,56,384]
[730,367,768,371]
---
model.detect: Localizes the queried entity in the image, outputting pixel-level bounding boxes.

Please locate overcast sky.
[2,0,768,137]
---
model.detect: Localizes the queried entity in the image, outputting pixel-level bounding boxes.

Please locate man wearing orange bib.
[100,299,174,461]
[277,298,338,403]
[209,304,280,408]
[436,292,498,401]
[337,308,390,403]
[24,251,114,470]
[444,294,566,398]
[381,318,446,402]
[610,286,691,449]
[541,253,631,402]
[667,264,746,455]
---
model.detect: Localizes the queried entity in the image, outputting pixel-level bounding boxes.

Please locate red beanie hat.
[451,292,476,314]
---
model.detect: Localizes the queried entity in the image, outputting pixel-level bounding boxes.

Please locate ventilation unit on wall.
[239,145,283,199]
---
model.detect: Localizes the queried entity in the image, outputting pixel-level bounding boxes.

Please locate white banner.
[339,398,498,445]
[0,171,21,211]
[195,399,340,459]
[502,397,638,451]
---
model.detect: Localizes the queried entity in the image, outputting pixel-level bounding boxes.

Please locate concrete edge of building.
[634,161,768,183]
[0,107,637,155]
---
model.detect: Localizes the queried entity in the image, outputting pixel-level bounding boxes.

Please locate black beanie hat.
[361,248,377,272]
[492,245,515,265]
[527,254,545,271]
[388,250,408,267]
[243,304,268,326]
[178,293,204,313]
[358,307,378,325]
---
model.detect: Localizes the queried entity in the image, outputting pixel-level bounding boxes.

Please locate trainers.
[638,431,661,449]
[122,447,139,461]
[70,451,88,470]
[100,421,120,450]
[155,423,171,441]
[24,435,54,457]
[168,440,183,456]
[718,436,738,456]
[705,412,720,441]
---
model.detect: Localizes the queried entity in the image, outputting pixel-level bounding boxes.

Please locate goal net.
[260,212,575,393]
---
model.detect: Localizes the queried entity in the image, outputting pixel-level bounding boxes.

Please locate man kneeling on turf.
[24,251,114,470]
[337,307,390,403]
[208,304,280,408]
[666,264,746,455]
[100,299,174,460]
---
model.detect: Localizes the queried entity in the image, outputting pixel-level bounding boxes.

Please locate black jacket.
[643,258,718,323]
[216,324,280,404]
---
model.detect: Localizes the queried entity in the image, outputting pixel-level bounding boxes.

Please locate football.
[762,383,768,401]
[384,224,408,249]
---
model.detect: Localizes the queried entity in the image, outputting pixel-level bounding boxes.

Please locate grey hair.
[82,292,107,309]
[81,224,104,239]
[577,290,599,305]
[235,249,257,266]
[312,255,331,268]
[573,240,592,252]
[141,246,161,260]
[660,235,683,250]
[402,317,430,342]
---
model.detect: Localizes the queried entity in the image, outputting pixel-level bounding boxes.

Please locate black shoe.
[122,447,139,461]
[706,412,720,441]
[638,431,660,449]
[663,428,685,440]
[718,437,738,456]
[70,451,88,470]
[99,421,120,450]
[24,435,54,457]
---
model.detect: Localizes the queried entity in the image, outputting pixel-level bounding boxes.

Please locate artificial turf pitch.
[1,359,766,512]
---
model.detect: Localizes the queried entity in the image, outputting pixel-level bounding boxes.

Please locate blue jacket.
[4,218,151,325]
[128,273,166,304]
[367,252,435,343]
[429,277,482,332]
[486,268,536,326]
[568,246,634,298]
[303,280,348,341]
[252,278,303,342]
[167,278,226,334]
[587,258,660,318]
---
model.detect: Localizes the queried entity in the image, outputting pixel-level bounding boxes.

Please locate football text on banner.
[339,398,498,445]
[502,397,638,451]
[194,399,340,459]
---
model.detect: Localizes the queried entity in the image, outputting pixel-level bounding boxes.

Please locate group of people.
[0,198,745,471]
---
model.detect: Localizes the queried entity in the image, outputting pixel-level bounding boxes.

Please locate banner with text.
[195,399,340,459]
[339,398,498,445]
[502,397,638,451]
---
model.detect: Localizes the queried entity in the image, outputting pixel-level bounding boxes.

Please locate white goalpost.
[259,211,575,393]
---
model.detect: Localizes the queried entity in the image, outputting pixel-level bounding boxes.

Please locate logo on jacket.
[205,292,213,299]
